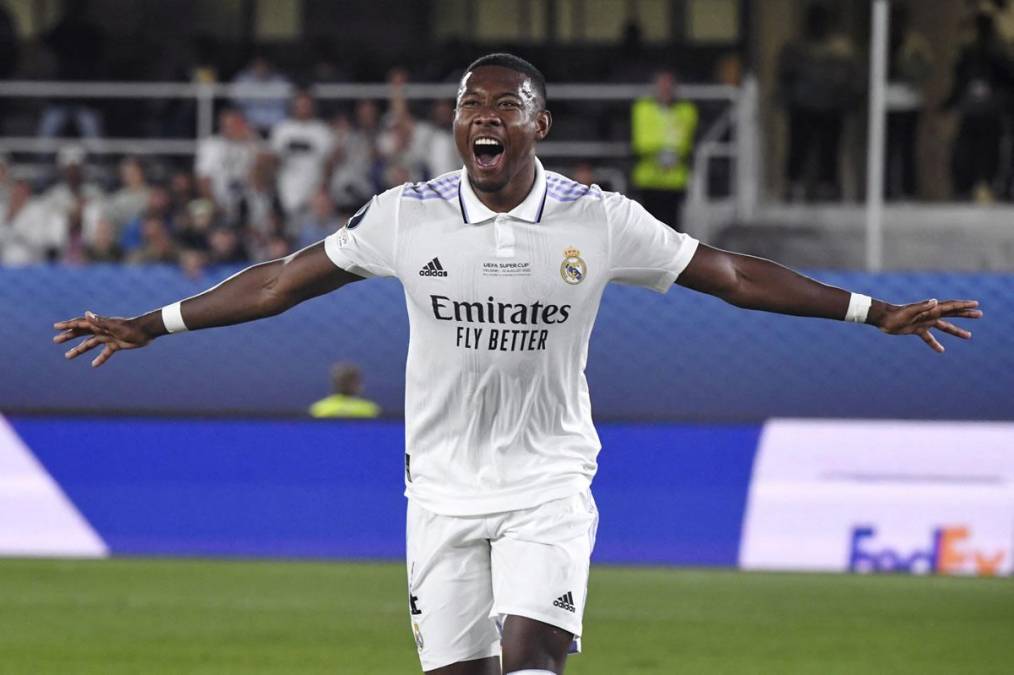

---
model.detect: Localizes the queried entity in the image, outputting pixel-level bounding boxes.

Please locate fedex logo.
[849,526,1006,576]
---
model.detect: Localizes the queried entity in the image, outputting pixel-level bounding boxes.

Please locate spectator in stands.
[195,109,261,226]
[230,56,292,137]
[778,2,859,202]
[885,2,932,201]
[84,216,123,263]
[207,226,250,266]
[416,100,460,177]
[706,54,743,198]
[38,1,105,142]
[295,189,343,250]
[103,157,151,231]
[0,180,63,265]
[270,89,335,217]
[127,215,177,265]
[175,199,215,252]
[167,169,198,221]
[41,145,104,254]
[237,152,285,253]
[251,210,290,262]
[375,68,431,186]
[43,145,104,209]
[309,362,381,419]
[631,70,698,229]
[329,101,381,209]
[944,10,1014,202]
[377,112,429,187]
[120,185,172,253]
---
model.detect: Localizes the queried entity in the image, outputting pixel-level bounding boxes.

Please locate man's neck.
[470,162,536,214]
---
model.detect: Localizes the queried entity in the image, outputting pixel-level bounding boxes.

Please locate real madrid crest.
[560,247,587,285]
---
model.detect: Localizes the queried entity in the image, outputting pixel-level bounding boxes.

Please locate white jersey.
[324,159,699,515]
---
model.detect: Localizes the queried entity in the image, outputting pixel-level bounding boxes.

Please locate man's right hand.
[53,242,363,369]
[53,311,157,367]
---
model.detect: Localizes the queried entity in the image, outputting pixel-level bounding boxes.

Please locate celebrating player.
[54,54,981,675]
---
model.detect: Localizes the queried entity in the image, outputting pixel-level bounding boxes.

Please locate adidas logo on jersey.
[419,257,448,277]
[553,591,576,613]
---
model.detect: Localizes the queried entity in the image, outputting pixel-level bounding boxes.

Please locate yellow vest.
[309,394,381,419]
[631,97,699,191]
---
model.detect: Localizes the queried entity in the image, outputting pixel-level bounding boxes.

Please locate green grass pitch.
[1,558,1011,674]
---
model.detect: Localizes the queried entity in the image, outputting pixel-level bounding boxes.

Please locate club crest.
[560,247,587,285]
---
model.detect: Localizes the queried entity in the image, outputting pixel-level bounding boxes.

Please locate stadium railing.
[0,78,750,221]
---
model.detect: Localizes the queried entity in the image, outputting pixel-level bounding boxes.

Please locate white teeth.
[474,138,502,146]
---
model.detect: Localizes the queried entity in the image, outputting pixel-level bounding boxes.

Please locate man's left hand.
[872,299,982,353]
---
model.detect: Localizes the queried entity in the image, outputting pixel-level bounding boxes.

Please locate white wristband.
[161,301,188,333]
[844,293,872,324]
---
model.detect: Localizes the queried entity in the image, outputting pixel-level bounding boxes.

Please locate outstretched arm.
[54,242,362,367]
[676,244,982,352]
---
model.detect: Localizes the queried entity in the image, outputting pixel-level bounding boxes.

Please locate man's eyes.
[458,99,521,109]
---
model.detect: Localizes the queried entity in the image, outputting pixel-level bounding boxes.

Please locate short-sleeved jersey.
[324,159,699,515]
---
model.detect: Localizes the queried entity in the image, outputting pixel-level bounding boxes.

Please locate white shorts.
[405,489,599,672]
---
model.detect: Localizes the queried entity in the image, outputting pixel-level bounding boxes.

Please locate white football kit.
[324,159,698,670]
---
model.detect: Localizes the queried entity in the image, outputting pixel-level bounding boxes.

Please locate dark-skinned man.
[54,54,982,675]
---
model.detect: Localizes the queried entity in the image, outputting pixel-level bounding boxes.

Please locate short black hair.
[464,53,547,108]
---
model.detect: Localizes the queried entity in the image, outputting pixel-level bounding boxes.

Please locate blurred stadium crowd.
[4,0,1014,270]
[0,71,461,273]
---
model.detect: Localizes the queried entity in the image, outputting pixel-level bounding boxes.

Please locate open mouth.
[472,136,505,170]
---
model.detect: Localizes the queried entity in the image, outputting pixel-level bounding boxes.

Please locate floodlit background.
[0,1,1012,673]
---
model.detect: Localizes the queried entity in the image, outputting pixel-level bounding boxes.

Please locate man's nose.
[471,106,502,126]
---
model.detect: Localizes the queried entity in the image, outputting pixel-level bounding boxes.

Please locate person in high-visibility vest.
[631,71,698,230]
[309,362,381,418]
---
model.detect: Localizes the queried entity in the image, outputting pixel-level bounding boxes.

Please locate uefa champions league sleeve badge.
[560,247,587,285]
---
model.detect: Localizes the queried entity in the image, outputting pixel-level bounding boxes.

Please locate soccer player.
[54,54,981,675]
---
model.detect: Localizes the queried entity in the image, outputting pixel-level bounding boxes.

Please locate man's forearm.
[153,260,293,337]
[134,242,360,339]
[679,246,891,326]
[722,255,852,318]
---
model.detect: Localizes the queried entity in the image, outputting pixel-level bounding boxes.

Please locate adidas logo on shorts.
[419,257,448,277]
[553,591,576,613]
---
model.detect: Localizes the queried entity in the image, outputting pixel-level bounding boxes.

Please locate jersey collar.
[458,157,548,225]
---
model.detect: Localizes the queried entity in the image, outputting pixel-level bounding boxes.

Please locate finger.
[918,328,945,353]
[944,309,983,320]
[937,299,979,310]
[53,317,93,332]
[935,319,971,340]
[64,335,108,360]
[91,343,118,368]
[910,299,941,324]
[935,300,979,317]
[84,311,108,333]
[53,327,90,344]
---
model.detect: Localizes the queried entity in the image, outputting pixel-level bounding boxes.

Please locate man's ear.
[536,109,552,140]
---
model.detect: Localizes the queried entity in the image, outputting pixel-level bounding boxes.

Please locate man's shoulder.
[544,171,603,206]
[401,171,462,204]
